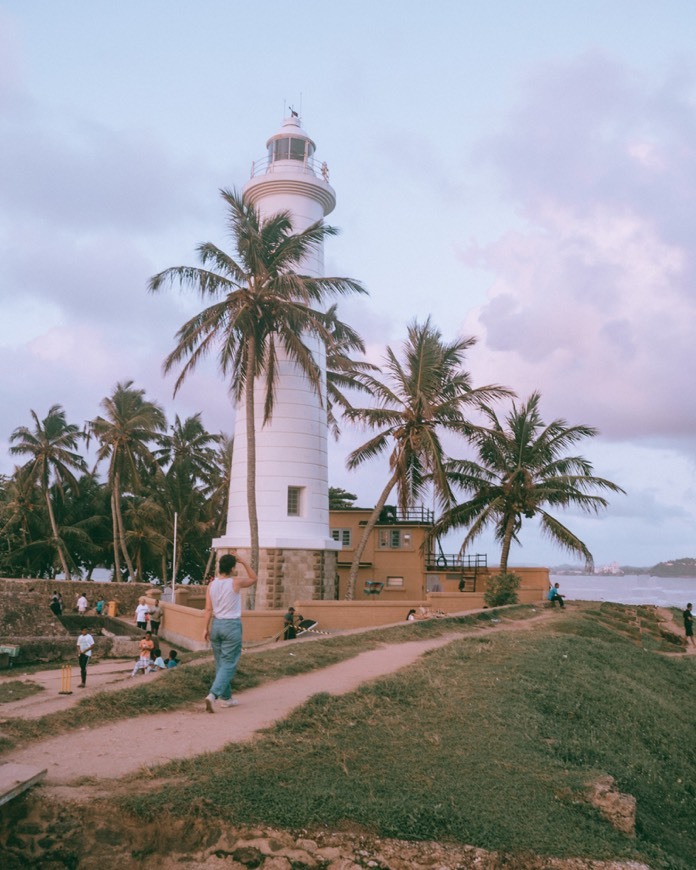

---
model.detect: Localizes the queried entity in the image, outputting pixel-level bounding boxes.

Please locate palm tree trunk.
[245,339,259,610]
[113,472,136,581]
[44,488,71,580]
[345,470,400,600]
[499,515,516,574]
[110,490,121,581]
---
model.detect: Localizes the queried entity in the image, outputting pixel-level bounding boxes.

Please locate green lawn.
[121,605,696,869]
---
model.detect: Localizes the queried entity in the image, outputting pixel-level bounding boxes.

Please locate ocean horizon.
[550,573,696,608]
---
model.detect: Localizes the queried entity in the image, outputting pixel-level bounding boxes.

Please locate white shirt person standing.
[203,553,257,713]
[76,627,94,688]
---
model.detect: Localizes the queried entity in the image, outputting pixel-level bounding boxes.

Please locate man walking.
[76,626,94,688]
[203,553,257,713]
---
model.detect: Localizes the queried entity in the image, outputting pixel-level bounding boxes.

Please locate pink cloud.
[461,55,696,443]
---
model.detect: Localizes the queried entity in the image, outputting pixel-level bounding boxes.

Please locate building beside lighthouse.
[212,114,340,608]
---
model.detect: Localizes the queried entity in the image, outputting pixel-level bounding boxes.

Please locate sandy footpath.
[3,633,469,785]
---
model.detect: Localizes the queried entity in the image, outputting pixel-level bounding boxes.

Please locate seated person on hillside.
[131,632,155,675]
[166,650,180,668]
[547,582,565,608]
[148,648,167,672]
[131,652,150,676]
[406,609,417,621]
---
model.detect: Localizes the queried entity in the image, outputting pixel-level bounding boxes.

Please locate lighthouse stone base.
[213,545,338,609]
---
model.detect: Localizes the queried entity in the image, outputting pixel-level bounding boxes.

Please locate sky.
[1,1,695,569]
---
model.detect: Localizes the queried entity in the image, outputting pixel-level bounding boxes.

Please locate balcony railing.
[376,505,434,525]
[425,553,487,572]
[249,155,330,182]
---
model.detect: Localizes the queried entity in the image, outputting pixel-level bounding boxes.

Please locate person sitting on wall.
[547,582,565,608]
[283,607,297,640]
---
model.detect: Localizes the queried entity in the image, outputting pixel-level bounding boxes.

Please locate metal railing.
[376,505,434,525]
[425,553,487,572]
[249,155,330,182]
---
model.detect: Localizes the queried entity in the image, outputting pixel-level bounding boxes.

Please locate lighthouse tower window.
[287,486,303,516]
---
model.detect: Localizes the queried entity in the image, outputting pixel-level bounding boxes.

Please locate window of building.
[287,486,303,516]
[331,528,352,547]
[378,529,413,549]
[386,576,404,588]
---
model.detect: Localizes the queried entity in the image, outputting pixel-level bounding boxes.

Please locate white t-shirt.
[135,603,150,622]
[77,633,94,656]
[77,596,88,613]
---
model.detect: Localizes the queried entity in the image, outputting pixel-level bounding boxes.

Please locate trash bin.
[108,600,118,617]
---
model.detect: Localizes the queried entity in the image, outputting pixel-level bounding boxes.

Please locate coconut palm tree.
[9,405,87,578]
[433,392,625,573]
[88,381,167,581]
[343,319,512,599]
[149,187,365,575]
[201,434,234,580]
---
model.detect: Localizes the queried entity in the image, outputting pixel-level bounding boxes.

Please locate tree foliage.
[434,392,625,572]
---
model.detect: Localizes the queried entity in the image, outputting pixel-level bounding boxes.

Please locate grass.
[0,680,43,704]
[118,603,696,869]
[0,605,539,752]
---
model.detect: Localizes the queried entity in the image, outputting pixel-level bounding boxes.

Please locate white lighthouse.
[212,114,340,607]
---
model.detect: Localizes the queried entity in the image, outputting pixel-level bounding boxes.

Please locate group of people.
[50,590,111,617]
[74,629,180,688]
[134,597,163,635]
[131,631,179,676]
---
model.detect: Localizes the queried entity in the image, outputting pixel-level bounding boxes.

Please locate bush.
[483,572,521,607]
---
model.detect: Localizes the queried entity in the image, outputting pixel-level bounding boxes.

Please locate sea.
[550,574,696,608]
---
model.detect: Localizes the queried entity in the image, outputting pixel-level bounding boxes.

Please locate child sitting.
[166,650,180,668]
[148,648,167,672]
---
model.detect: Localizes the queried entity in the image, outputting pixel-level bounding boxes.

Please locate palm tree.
[433,392,625,573]
[149,187,365,575]
[9,405,87,578]
[343,319,511,599]
[153,414,223,583]
[88,381,167,581]
[201,433,234,580]
[0,467,47,576]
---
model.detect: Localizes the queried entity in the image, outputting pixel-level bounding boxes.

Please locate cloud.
[461,53,696,443]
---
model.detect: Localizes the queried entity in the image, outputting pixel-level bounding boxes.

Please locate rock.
[587,775,637,836]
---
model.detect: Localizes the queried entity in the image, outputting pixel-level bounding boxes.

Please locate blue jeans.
[209,617,242,700]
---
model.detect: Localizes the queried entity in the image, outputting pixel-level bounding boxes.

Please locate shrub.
[483,572,521,607]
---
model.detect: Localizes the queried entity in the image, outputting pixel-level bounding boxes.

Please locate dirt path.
[2,615,555,786]
[0,659,139,719]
